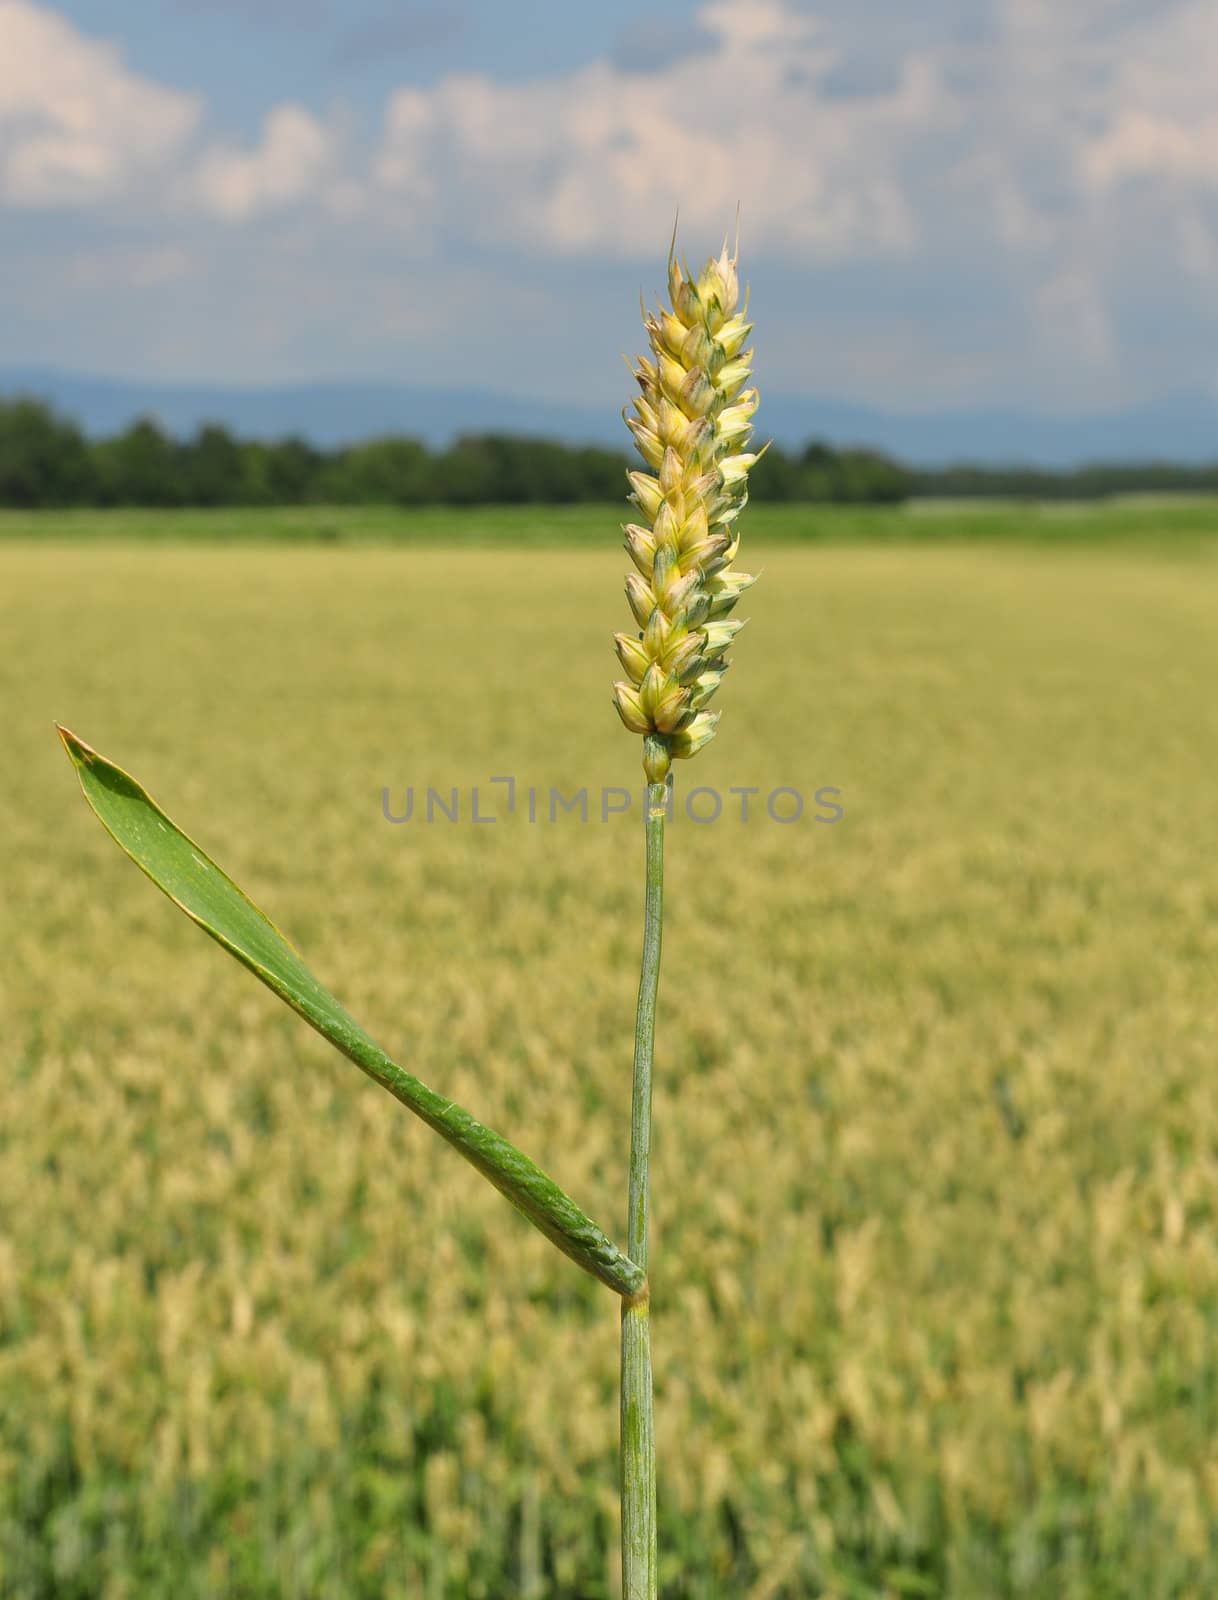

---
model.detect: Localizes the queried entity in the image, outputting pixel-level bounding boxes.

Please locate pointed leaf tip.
[55,723,96,767]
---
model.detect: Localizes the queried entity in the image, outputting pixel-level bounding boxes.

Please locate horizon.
[4,363,1218,469]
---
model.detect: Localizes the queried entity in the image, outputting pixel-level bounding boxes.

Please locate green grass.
[5,495,1218,549]
[3,531,1218,1597]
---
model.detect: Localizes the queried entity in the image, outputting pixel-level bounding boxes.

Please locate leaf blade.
[55,725,644,1299]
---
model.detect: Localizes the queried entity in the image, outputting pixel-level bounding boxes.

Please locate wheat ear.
[613,233,760,785]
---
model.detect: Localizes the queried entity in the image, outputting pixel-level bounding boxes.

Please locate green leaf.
[55,725,643,1299]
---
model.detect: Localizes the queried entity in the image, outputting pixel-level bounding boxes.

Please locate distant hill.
[2,367,1216,467]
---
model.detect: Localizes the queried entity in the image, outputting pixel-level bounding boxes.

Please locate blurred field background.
[3,507,1218,1598]
[7,498,1218,548]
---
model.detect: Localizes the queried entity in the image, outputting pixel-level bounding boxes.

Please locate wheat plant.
[55,228,759,1599]
[612,233,759,1597]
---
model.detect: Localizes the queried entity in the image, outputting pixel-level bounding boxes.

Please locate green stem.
[622,764,666,1599]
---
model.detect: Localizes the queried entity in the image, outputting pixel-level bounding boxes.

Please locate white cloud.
[0,5,342,224]
[1084,114,1218,190]
[194,104,340,221]
[374,0,957,262]
[1077,1,1218,193]
[0,0,201,205]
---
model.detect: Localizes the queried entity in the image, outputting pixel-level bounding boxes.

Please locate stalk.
[621,751,667,1599]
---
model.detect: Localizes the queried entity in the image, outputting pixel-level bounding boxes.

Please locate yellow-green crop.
[5,530,1218,1596]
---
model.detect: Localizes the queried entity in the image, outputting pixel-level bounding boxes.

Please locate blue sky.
[3,0,1218,417]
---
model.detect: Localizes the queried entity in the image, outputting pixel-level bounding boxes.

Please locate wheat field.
[3,525,1218,1597]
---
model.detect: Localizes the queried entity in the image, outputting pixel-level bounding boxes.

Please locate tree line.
[1,396,1215,508]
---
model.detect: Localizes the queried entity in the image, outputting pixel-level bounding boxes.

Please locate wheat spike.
[613,231,760,784]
